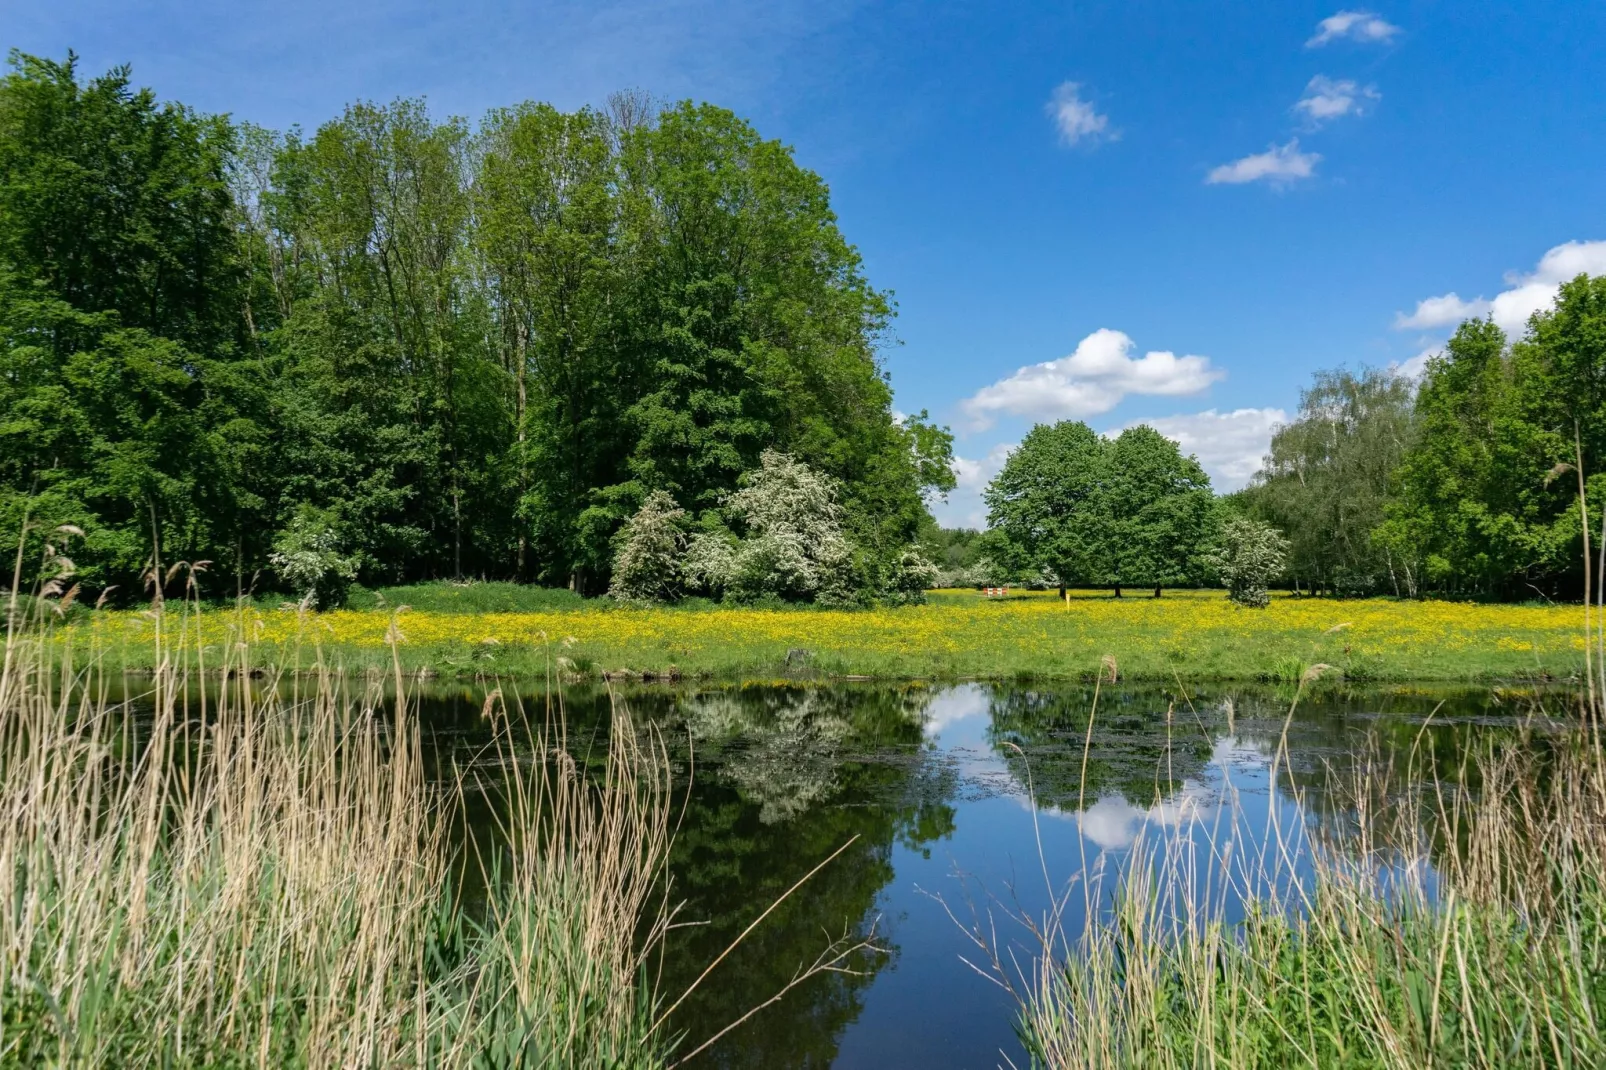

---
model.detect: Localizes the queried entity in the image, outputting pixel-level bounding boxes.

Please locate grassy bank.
[68,587,1584,682]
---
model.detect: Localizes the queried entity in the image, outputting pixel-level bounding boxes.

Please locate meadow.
[74,586,1585,683]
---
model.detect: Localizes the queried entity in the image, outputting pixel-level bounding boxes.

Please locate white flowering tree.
[687,450,859,604]
[608,490,687,603]
[269,507,360,608]
[1212,517,1289,608]
[885,548,939,604]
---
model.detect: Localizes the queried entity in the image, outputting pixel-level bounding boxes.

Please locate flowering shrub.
[690,451,858,604]
[269,507,359,608]
[885,548,939,605]
[608,491,687,604]
[1212,518,1289,609]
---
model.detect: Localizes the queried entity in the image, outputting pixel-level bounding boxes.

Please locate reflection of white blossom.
[684,691,854,824]
[680,688,933,824]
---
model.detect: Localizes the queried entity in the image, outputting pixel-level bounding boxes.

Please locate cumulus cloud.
[934,442,1016,529]
[1046,81,1113,145]
[1295,75,1380,126]
[1398,240,1606,338]
[1392,346,1442,380]
[960,328,1223,431]
[1306,10,1401,47]
[1112,408,1287,490]
[1393,292,1490,330]
[1206,140,1320,186]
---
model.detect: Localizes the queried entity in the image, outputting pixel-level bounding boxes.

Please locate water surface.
[403,677,1568,1069]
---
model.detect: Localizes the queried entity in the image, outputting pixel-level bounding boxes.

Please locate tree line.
[0,52,954,602]
[965,273,1606,603]
[1240,273,1606,600]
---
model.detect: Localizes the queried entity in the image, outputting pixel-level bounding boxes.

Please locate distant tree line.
[0,52,953,603]
[1238,274,1606,601]
[956,277,1606,604]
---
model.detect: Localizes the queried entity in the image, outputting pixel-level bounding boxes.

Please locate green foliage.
[608,490,686,604]
[1099,426,1219,593]
[0,53,948,601]
[1243,367,1417,596]
[0,52,268,594]
[1383,289,1603,598]
[1212,517,1289,608]
[984,421,1218,593]
[1248,276,1606,602]
[985,421,1108,587]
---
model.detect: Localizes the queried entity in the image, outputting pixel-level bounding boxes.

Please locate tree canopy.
[1239,274,1606,601]
[983,420,1218,595]
[0,53,952,601]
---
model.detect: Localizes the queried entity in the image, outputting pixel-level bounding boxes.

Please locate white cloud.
[935,442,1015,529]
[1294,75,1379,126]
[960,328,1224,430]
[1206,140,1320,186]
[1392,346,1442,380]
[1393,292,1490,330]
[1046,81,1113,146]
[1112,408,1287,491]
[1306,10,1401,47]
[1399,240,1606,339]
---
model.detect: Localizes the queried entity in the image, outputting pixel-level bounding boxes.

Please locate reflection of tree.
[1226,685,1568,875]
[678,684,939,824]
[650,684,958,1069]
[986,685,1219,810]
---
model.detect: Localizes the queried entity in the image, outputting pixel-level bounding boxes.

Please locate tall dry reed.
[977,668,1606,1069]
[0,543,674,1067]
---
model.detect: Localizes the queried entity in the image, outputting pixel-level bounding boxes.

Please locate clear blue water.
[423,678,1555,1068]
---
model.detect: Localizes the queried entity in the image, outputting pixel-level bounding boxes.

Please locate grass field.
[70,586,1584,682]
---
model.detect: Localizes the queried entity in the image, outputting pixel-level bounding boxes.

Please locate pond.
[391,676,1571,1069]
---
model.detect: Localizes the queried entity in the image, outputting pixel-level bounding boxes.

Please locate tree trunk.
[1153,585,1162,598]
[452,486,462,581]
[1113,583,1122,598]
[515,318,528,581]
[1058,582,1066,599]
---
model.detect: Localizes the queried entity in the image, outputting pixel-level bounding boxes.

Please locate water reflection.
[104,674,1572,1068]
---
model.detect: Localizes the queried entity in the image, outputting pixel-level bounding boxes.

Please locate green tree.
[475,102,622,585]
[1098,425,1219,597]
[267,99,510,583]
[1384,278,1606,599]
[0,54,949,599]
[0,52,267,594]
[1245,367,1417,596]
[984,421,1107,594]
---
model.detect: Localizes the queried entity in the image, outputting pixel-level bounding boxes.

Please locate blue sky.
[7,0,1604,525]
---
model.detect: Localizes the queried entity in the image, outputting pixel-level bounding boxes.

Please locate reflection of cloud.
[921,684,991,738]
[1075,780,1220,850]
[1048,737,1260,851]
